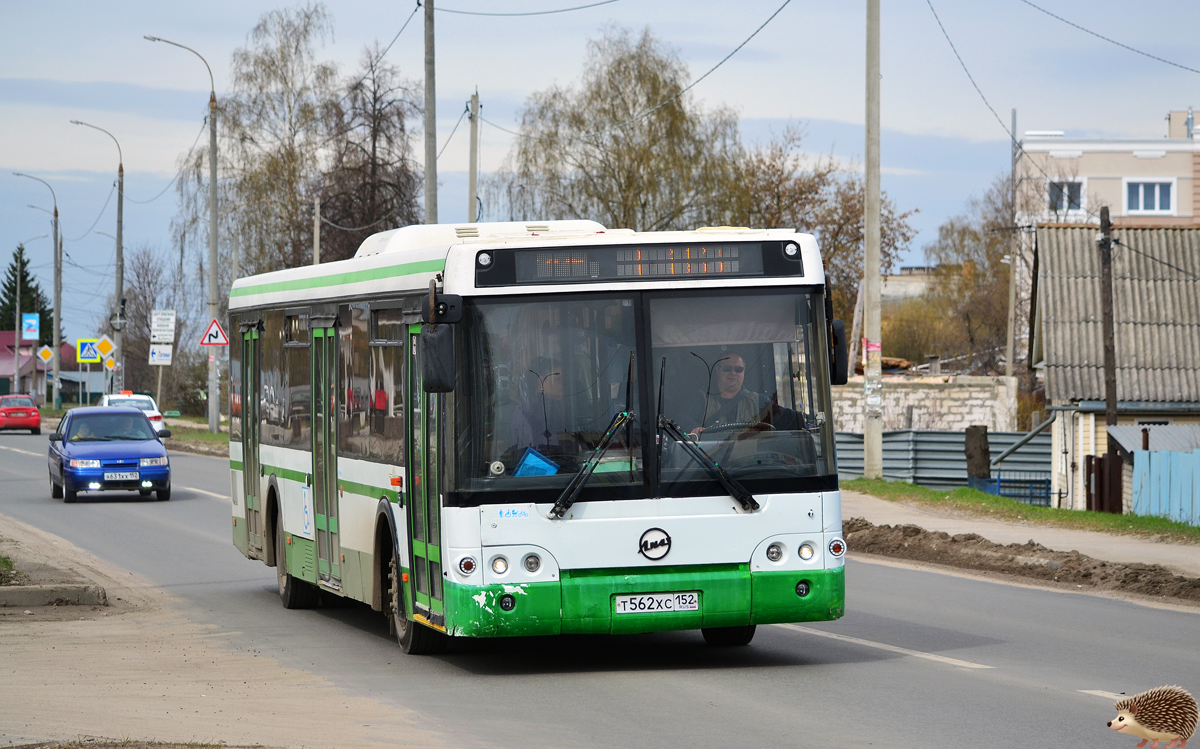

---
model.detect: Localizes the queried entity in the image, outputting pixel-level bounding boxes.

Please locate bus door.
[241,326,263,555]
[406,324,443,626]
[311,322,341,588]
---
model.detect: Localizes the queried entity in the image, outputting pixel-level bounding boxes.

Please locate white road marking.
[1080,690,1125,701]
[179,485,229,500]
[0,445,42,457]
[777,623,995,670]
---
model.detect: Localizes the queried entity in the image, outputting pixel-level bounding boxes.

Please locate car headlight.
[140,457,169,467]
[69,459,101,468]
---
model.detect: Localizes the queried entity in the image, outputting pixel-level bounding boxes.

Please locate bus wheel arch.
[264,476,282,568]
[372,499,396,613]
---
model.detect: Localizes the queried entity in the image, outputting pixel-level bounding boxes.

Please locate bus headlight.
[829,538,846,557]
[491,556,508,575]
[458,556,477,575]
[766,543,783,562]
[477,252,493,267]
[523,554,541,573]
[798,543,815,561]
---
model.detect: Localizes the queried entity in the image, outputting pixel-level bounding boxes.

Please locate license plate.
[104,471,139,481]
[614,591,699,614]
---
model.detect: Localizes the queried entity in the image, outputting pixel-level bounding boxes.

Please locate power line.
[437,103,469,160]
[1017,0,1200,76]
[924,0,1099,221]
[125,118,209,205]
[320,214,395,232]
[481,0,792,143]
[1113,239,1200,279]
[63,183,117,242]
[433,0,618,17]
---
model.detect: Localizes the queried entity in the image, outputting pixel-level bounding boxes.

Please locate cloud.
[0,78,209,123]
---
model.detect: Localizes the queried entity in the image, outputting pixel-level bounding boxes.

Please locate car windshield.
[2,396,35,408]
[454,295,641,503]
[108,397,154,411]
[451,288,836,505]
[650,289,835,491]
[67,413,158,441]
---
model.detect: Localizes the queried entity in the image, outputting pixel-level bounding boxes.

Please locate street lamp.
[71,119,125,391]
[146,34,220,433]
[12,235,47,397]
[13,172,62,408]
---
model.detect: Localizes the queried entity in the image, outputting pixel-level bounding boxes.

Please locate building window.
[1048,181,1083,213]
[1126,180,1174,214]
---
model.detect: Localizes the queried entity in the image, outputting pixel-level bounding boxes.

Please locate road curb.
[0,584,108,607]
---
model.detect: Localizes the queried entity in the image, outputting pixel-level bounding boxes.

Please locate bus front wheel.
[389,550,444,655]
[701,625,756,646]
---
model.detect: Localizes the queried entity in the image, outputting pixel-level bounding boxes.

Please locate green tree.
[0,245,55,345]
[490,27,916,322]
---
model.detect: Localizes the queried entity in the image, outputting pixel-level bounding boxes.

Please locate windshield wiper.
[549,352,636,520]
[657,416,759,513]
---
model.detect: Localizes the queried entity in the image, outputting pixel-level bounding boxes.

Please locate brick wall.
[831,375,1018,433]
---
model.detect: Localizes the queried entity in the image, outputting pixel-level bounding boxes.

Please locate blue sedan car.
[48,407,173,502]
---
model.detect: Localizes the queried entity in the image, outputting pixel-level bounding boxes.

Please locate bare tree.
[317,43,423,262]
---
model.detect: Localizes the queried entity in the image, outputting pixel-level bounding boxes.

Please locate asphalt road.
[2,429,1196,749]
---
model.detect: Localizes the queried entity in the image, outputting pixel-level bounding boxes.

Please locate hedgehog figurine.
[1108,686,1198,748]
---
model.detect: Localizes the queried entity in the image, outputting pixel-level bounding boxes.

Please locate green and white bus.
[228,221,849,653]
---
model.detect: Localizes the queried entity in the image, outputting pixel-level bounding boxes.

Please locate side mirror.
[159,429,172,439]
[830,319,849,386]
[421,324,456,393]
[49,432,62,442]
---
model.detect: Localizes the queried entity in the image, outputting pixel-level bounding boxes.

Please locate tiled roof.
[1036,226,1200,403]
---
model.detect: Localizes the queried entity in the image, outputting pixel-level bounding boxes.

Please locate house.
[1018,110,1198,227]
[0,330,46,400]
[1028,226,1200,509]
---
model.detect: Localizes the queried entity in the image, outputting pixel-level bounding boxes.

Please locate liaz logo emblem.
[638,528,671,560]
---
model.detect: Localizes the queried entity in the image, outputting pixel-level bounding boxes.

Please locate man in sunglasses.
[689,351,805,439]
[690,352,766,436]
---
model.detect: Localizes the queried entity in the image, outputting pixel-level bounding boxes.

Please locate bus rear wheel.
[389,550,444,655]
[276,521,317,609]
[701,625,756,646]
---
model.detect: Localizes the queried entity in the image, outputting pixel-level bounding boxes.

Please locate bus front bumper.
[442,563,844,638]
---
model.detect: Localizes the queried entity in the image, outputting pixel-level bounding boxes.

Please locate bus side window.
[339,304,370,458]
[368,336,406,466]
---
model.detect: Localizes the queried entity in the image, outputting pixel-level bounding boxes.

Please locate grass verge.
[0,554,15,585]
[164,425,230,453]
[842,478,1200,545]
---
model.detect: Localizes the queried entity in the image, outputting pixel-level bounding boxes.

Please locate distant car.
[47,407,172,502]
[98,392,166,434]
[0,394,41,434]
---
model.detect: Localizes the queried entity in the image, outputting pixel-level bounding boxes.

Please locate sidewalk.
[842,489,1200,579]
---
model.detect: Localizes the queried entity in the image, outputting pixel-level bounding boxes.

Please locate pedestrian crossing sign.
[77,339,101,363]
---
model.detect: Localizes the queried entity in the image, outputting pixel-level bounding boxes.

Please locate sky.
[2,0,1197,344]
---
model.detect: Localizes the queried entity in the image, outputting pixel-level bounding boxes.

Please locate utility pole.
[54,217,61,408]
[468,90,480,222]
[207,88,220,434]
[863,0,883,479]
[313,194,321,265]
[14,249,20,394]
[1099,206,1117,427]
[115,159,124,391]
[1005,109,1018,379]
[424,0,438,224]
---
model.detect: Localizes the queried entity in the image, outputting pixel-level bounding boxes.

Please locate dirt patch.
[7,742,270,749]
[845,517,1200,605]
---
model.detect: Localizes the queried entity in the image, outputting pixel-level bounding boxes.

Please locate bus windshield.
[452,288,835,504]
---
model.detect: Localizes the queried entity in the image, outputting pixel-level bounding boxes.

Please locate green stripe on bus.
[338,478,399,503]
[230,460,244,472]
[261,463,307,485]
[230,259,445,298]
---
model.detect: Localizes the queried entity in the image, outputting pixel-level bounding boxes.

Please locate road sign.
[200,319,229,346]
[96,335,115,358]
[36,345,52,364]
[76,339,100,363]
[21,313,39,341]
[149,344,173,366]
[103,356,115,372]
[151,310,176,344]
[164,410,181,417]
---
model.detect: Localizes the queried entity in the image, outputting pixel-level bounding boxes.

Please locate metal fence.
[836,430,1053,491]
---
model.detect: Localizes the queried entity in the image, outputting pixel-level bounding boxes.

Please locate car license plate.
[613,591,699,614]
[104,471,139,481]
[9,412,24,417]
